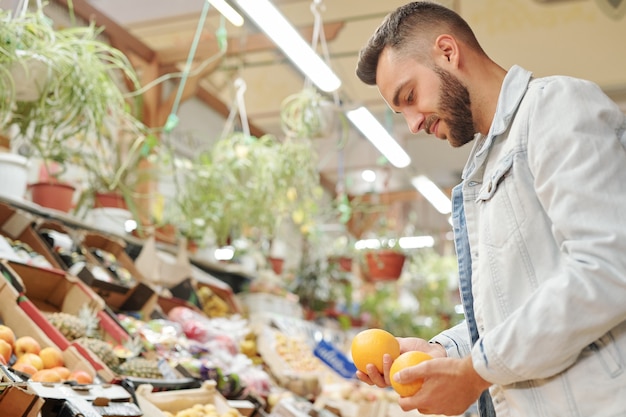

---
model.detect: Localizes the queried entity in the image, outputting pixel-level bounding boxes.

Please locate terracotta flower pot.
[364,250,406,281]
[329,256,353,272]
[94,191,127,209]
[269,257,285,275]
[29,181,75,212]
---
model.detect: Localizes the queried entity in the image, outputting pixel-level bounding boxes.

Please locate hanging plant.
[0,2,143,181]
[280,87,339,139]
[164,132,323,247]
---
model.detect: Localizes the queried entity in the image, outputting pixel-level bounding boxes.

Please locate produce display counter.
[0,195,456,417]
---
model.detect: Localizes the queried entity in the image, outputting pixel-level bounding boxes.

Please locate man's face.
[376,47,475,147]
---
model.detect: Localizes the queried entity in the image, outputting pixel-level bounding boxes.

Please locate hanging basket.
[280,88,339,139]
[363,250,406,282]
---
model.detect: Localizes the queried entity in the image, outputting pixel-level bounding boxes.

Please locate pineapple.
[77,304,101,337]
[45,304,101,341]
[76,337,120,369]
[117,357,163,379]
[46,312,87,341]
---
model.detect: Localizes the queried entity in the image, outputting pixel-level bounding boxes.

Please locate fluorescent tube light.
[207,0,244,27]
[232,0,341,92]
[346,106,411,168]
[411,175,452,214]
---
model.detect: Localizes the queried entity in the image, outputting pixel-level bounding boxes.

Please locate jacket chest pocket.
[475,155,526,248]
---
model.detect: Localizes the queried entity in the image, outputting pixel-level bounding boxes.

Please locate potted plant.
[74,110,156,233]
[289,236,350,315]
[163,132,324,251]
[0,2,143,211]
[359,249,462,339]
[325,234,357,273]
[349,200,408,281]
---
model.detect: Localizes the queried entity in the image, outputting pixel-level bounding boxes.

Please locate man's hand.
[395,355,491,415]
[355,337,447,388]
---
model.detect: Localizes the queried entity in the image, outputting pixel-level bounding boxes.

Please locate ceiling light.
[346,106,411,168]
[411,175,452,214]
[361,169,376,183]
[232,0,341,92]
[207,0,244,27]
[398,235,435,249]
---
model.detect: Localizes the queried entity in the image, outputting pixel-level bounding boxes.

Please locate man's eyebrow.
[392,80,409,108]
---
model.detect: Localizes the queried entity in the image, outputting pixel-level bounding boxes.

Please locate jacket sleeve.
[430,320,472,358]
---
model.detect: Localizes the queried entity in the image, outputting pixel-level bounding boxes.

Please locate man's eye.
[406,92,414,104]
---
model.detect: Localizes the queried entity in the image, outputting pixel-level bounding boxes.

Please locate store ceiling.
[17,0,626,236]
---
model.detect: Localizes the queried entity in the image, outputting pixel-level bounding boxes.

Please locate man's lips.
[426,118,440,136]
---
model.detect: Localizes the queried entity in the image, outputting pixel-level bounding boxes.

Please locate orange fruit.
[52,366,71,380]
[389,351,433,397]
[12,362,38,376]
[68,370,93,384]
[31,369,63,383]
[351,328,400,374]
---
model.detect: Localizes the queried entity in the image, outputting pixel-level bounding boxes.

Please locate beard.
[430,66,475,147]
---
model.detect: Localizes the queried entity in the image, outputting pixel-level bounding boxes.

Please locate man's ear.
[434,34,459,67]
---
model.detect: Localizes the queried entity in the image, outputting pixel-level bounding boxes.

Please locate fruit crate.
[2,260,104,317]
[0,275,97,380]
[0,202,63,270]
[75,231,158,318]
[135,380,241,417]
[0,260,123,382]
[0,382,45,417]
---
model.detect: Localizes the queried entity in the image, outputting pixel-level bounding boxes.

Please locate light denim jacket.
[431,66,626,416]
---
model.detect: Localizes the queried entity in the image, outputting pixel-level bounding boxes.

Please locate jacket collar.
[463,65,533,180]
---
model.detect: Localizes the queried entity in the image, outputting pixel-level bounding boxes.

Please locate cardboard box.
[32,221,133,313]
[79,231,145,284]
[193,267,243,315]
[35,219,80,270]
[0,276,97,380]
[3,260,104,316]
[135,236,193,288]
[135,380,242,417]
[157,294,204,316]
[0,202,62,270]
[0,384,45,417]
[76,231,157,318]
[0,261,119,381]
[30,381,141,417]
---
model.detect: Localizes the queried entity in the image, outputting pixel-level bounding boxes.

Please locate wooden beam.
[157,21,345,65]
[52,0,156,63]
[138,58,162,129]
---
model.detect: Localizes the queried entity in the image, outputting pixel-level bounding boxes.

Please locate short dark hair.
[356,1,484,85]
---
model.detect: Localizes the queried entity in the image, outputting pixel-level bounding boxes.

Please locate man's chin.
[448,135,475,148]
